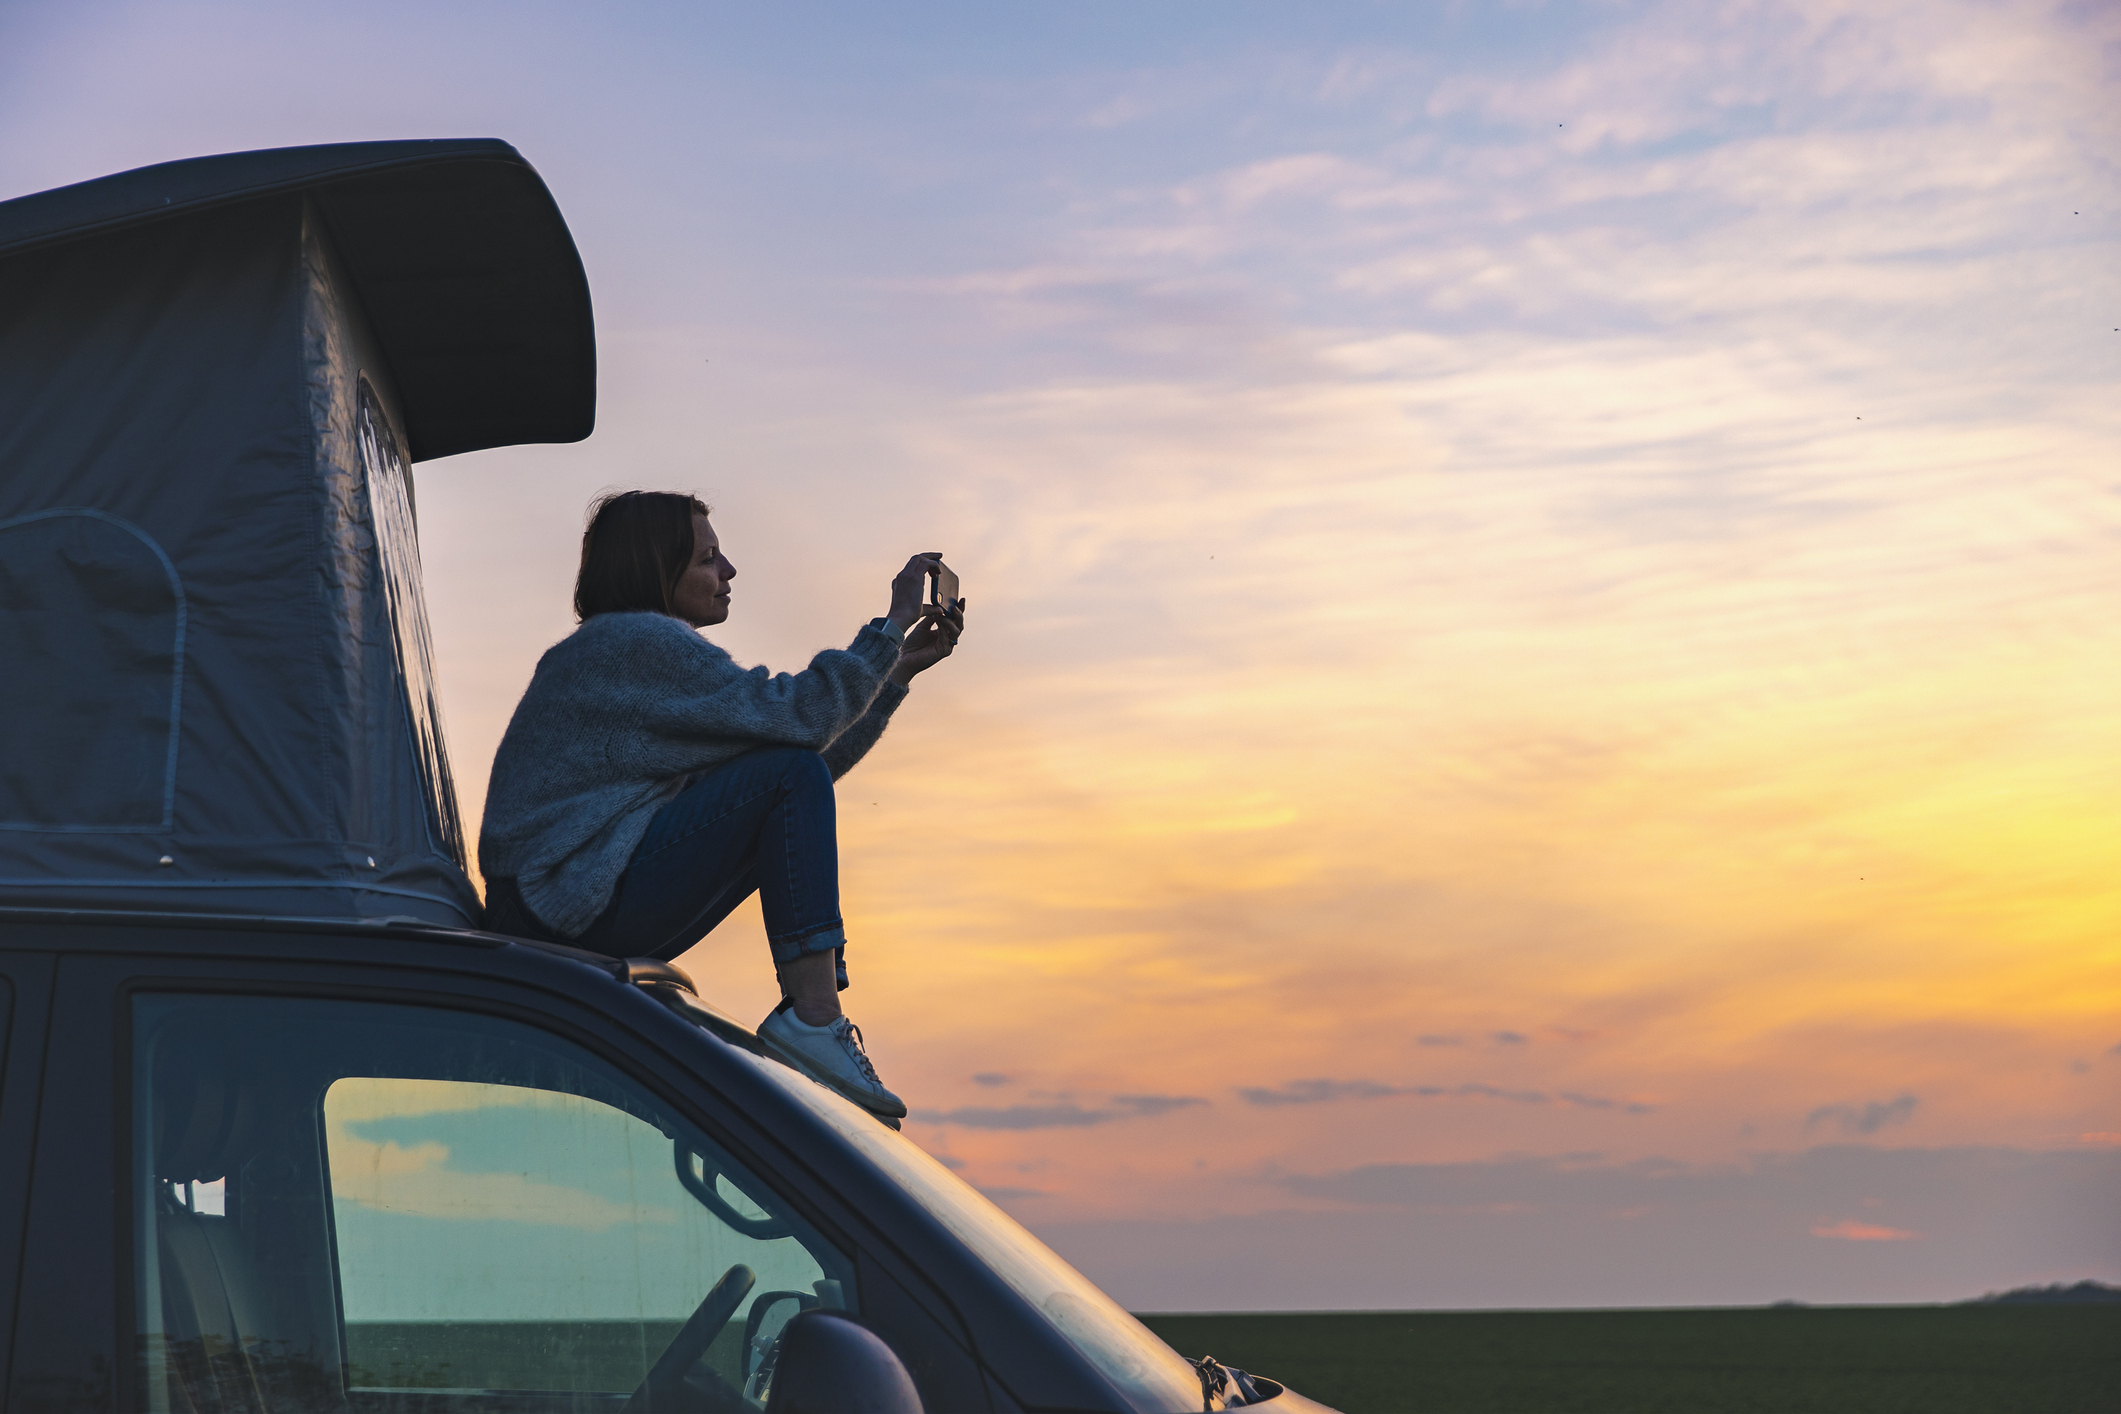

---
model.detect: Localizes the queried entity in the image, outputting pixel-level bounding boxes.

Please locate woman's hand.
[891,597,965,685]
[887,553,945,634]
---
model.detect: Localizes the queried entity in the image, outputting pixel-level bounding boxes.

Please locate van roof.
[0,138,594,461]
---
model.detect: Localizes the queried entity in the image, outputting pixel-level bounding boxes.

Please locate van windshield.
[736,1049,1207,1413]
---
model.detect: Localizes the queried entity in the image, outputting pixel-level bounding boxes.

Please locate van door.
[131,986,868,1412]
[8,944,996,1414]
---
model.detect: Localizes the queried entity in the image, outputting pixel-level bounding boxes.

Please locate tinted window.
[133,994,851,1413]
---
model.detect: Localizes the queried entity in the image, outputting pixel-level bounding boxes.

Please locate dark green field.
[345,1307,2120,1410]
[345,1320,727,1392]
[1138,1306,2121,1414]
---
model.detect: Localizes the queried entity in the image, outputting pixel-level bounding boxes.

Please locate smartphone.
[926,560,960,611]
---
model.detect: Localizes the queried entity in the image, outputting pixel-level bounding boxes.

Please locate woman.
[479,491,964,1118]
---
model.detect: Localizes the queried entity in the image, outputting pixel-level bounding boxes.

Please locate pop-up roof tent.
[0,139,594,926]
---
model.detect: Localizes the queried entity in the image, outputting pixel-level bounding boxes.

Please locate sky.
[5,0,2117,1310]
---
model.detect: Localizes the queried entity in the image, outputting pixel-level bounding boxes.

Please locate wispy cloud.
[1114,1094,1213,1118]
[1558,1092,1654,1113]
[1238,1079,1654,1113]
[916,1094,1209,1130]
[1238,1079,1413,1107]
[1807,1094,1919,1136]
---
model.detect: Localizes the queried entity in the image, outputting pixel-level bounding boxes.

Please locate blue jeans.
[572,747,847,977]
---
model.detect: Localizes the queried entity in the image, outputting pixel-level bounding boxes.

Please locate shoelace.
[833,1019,884,1087]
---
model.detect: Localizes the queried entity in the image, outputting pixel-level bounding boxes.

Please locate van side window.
[354,382,465,866]
[132,994,853,1412]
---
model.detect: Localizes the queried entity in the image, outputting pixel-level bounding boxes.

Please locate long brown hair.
[573,490,711,621]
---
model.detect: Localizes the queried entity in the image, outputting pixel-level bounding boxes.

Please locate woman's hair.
[574,490,712,620]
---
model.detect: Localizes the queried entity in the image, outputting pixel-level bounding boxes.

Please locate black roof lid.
[0,138,595,461]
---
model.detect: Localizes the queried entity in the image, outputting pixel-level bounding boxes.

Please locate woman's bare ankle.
[791,997,842,1027]
[780,953,844,1027]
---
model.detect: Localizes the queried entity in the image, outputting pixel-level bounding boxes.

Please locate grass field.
[344,1320,718,1391]
[1137,1306,2121,1414]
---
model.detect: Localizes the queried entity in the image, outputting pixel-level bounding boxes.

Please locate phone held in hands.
[926,560,960,612]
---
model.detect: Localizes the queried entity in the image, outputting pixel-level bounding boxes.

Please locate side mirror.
[763,1310,924,1414]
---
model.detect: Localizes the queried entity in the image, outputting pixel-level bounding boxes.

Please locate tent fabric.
[0,193,486,924]
[0,139,594,461]
[0,509,185,829]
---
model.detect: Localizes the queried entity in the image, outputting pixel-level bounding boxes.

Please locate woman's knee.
[754,745,832,794]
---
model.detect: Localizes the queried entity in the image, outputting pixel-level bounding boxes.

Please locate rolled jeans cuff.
[769,921,847,963]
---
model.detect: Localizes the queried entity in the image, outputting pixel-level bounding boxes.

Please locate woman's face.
[670,514,735,627]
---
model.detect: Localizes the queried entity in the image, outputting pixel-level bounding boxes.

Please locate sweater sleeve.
[601,616,903,772]
[820,679,909,779]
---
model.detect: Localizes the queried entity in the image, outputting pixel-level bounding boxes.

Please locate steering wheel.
[624,1263,756,1413]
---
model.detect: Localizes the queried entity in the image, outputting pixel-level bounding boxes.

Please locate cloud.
[917,1094,1208,1130]
[972,1072,1014,1087]
[917,1104,1116,1130]
[978,1186,1050,1201]
[1458,1084,1568,1106]
[1238,1079,1411,1106]
[1811,1219,1919,1242]
[1113,1094,1212,1118]
[1416,1035,1463,1047]
[1558,1092,1654,1113]
[1807,1094,1919,1136]
[1492,1031,1530,1045]
[1237,1078,1654,1113]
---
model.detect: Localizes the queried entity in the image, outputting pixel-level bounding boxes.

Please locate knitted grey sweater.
[478,611,906,938]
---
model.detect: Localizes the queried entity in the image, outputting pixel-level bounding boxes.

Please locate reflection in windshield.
[737,1051,1207,1413]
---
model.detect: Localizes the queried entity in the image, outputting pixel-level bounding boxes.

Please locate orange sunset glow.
[8,0,2115,1308]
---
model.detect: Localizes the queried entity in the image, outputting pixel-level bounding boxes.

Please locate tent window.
[0,509,184,830]
[356,383,466,867]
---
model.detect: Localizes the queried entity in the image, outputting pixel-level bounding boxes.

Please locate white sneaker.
[759,1004,907,1119]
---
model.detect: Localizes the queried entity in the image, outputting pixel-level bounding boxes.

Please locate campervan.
[0,141,1331,1414]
